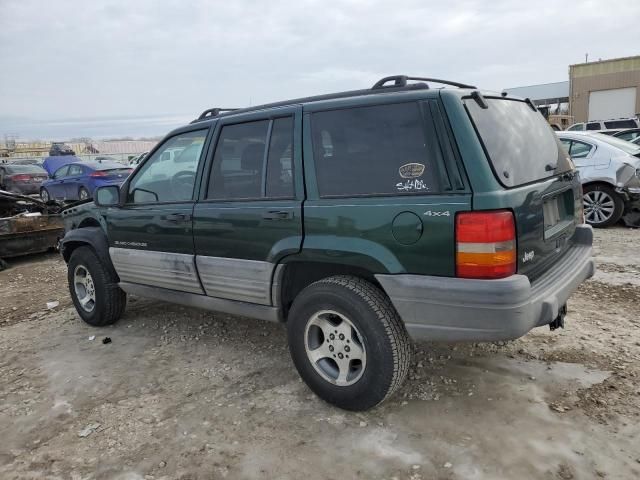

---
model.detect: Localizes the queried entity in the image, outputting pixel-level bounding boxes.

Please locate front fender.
[60,227,117,279]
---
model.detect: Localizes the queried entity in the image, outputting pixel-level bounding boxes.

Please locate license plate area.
[543,189,575,240]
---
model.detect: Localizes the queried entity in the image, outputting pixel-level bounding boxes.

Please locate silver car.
[557,131,640,227]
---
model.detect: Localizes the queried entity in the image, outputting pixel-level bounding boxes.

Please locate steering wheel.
[170,170,196,200]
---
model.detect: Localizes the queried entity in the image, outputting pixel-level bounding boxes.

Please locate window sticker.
[398,163,425,179]
[396,179,429,192]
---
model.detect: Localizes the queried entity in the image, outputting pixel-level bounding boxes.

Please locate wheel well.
[61,240,94,263]
[78,218,101,229]
[582,181,615,191]
[278,262,382,320]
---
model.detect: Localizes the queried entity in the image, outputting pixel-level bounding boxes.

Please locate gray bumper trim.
[376,225,595,342]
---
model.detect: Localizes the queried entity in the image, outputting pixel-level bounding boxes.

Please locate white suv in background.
[566,117,639,132]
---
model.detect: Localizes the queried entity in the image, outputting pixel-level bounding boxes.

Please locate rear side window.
[207,116,295,200]
[604,119,637,129]
[311,103,440,197]
[567,123,584,131]
[465,98,572,187]
[586,122,601,130]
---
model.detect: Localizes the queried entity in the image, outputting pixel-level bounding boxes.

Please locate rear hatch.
[464,95,581,281]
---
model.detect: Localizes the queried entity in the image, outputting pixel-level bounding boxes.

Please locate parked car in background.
[0,164,49,194]
[42,155,80,176]
[41,161,132,202]
[49,142,76,156]
[557,131,640,227]
[612,128,640,143]
[566,117,639,132]
[128,152,148,166]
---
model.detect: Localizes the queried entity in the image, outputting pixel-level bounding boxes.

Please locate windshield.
[465,97,572,187]
[588,133,640,155]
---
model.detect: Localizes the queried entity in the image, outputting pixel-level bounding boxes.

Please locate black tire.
[40,188,50,203]
[78,187,90,201]
[287,275,411,411]
[583,184,624,228]
[67,246,126,326]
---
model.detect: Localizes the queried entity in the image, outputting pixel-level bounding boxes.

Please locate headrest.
[241,143,265,171]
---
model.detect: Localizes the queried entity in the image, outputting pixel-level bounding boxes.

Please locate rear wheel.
[287,275,411,411]
[68,246,126,326]
[40,188,50,202]
[78,187,90,200]
[583,184,624,228]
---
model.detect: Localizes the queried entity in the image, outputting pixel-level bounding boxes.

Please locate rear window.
[311,102,440,197]
[465,97,572,187]
[604,119,637,129]
[6,165,46,174]
[589,133,640,156]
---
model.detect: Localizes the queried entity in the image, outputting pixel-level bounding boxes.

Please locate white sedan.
[556,131,640,227]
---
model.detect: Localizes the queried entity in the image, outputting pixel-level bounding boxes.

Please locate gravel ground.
[1,227,639,480]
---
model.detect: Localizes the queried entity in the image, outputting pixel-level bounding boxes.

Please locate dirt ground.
[1,228,639,480]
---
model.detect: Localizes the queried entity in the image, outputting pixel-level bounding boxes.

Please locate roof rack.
[197,108,238,120]
[372,75,477,90]
[191,75,476,123]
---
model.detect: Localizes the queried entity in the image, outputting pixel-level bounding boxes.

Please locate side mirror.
[94,185,120,207]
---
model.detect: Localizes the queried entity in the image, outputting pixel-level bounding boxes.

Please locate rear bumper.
[376,224,595,342]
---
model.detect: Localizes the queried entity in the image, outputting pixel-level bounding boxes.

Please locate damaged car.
[0,190,65,269]
[557,131,640,227]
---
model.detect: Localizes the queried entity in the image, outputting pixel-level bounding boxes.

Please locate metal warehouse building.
[569,55,640,123]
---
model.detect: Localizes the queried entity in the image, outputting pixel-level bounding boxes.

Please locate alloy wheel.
[73,265,96,313]
[583,190,615,225]
[304,310,367,386]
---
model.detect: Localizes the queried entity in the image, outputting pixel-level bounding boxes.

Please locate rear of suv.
[60,75,595,410]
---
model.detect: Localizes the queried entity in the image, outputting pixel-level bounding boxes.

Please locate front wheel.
[68,246,126,326]
[287,275,411,411]
[583,184,624,228]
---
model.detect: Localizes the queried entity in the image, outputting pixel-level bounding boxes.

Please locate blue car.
[40,161,132,202]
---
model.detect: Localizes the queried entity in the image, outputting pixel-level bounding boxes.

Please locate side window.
[207,120,269,199]
[53,165,69,179]
[569,140,592,158]
[266,117,294,198]
[127,130,207,203]
[68,165,83,176]
[586,122,600,131]
[559,139,571,153]
[311,102,439,197]
[567,123,583,131]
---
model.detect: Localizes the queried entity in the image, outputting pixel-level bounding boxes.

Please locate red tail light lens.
[90,170,108,177]
[10,174,31,182]
[456,210,516,279]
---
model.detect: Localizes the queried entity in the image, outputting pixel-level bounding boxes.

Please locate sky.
[1,0,640,139]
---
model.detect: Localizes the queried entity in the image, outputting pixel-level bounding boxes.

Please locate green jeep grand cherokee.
[60,75,595,411]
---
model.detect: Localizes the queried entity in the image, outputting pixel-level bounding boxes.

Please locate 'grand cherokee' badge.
[399,163,425,178]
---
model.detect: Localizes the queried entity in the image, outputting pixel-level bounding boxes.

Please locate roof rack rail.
[197,108,238,120]
[372,75,476,90]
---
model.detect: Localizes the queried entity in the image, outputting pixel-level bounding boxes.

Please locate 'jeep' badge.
[399,163,425,179]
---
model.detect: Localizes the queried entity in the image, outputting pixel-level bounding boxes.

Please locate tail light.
[10,174,31,182]
[456,210,516,279]
[90,171,108,177]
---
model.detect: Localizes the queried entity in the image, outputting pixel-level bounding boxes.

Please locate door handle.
[166,213,192,223]
[262,210,293,220]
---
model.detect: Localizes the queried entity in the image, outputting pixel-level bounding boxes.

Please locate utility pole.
[585,53,588,63]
